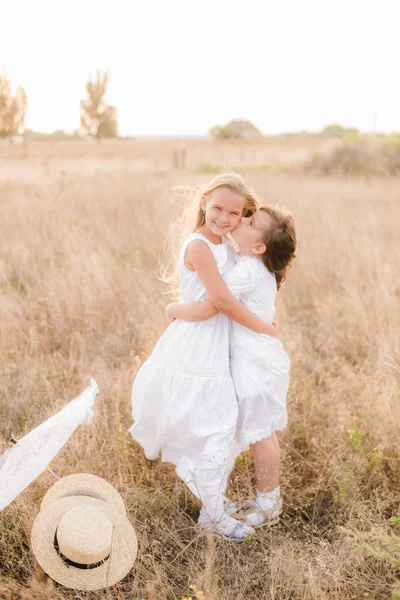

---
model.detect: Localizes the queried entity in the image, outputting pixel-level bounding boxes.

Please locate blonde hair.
[161,171,260,295]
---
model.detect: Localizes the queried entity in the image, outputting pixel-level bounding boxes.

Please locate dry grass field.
[0,139,399,600]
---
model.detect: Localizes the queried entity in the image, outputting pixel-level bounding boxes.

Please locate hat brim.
[31,496,137,591]
[40,473,126,515]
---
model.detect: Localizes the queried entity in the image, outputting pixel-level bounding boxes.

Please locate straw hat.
[40,473,126,515]
[31,495,138,591]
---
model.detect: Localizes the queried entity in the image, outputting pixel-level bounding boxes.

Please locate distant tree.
[321,124,359,138]
[80,71,118,140]
[0,69,27,138]
[209,124,234,139]
[209,119,262,140]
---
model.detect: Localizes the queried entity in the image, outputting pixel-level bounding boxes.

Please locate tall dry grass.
[302,139,400,176]
[0,143,399,599]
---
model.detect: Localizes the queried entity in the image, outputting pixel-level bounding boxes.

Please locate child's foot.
[223,497,239,516]
[242,498,282,527]
[241,489,282,528]
[198,507,255,542]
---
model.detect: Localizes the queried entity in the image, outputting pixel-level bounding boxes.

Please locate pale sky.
[1,0,399,135]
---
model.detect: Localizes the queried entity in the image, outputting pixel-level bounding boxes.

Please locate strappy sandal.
[240,498,282,529]
[197,508,255,542]
[223,497,239,516]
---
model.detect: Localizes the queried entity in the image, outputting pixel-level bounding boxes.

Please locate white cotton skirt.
[230,325,290,452]
[129,316,239,488]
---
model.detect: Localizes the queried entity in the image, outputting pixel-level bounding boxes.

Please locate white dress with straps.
[129,233,237,513]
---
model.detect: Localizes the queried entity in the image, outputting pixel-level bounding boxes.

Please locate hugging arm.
[167,299,218,323]
[182,240,277,337]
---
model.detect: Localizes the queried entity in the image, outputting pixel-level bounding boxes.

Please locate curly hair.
[259,205,297,290]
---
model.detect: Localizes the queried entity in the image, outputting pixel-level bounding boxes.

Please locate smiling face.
[231,209,272,255]
[201,187,245,238]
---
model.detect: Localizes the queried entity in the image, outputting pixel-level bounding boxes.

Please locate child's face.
[201,188,244,236]
[231,210,271,253]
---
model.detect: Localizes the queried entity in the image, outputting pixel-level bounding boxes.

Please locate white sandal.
[198,508,255,542]
[223,497,239,516]
[241,498,282,528]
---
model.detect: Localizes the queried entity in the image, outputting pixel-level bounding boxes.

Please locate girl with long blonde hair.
[129,172,277,541]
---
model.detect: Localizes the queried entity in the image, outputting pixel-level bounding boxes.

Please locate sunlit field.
[0,139,399,600]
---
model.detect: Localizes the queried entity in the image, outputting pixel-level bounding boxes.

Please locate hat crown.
[57,506,113,565]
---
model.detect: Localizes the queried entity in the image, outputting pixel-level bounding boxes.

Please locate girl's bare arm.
[184,240,277,337]
[166,299,218,322]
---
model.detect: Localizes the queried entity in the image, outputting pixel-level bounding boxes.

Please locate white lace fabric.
[0,380,98,511]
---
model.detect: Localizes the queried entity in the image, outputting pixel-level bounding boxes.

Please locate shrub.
[303,139,400,176]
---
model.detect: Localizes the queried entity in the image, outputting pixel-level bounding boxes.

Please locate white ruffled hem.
[130,361,238,465]
[238,421,288,454]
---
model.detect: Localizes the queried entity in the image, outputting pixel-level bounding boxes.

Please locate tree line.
[0,69,117,140]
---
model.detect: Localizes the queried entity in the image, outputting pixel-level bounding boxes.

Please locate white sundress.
[129,233,238,512]
[226,255,290,454]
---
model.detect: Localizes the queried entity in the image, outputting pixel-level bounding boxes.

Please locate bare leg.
[192,454,255,540]
[252,432,280,493]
